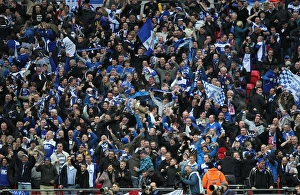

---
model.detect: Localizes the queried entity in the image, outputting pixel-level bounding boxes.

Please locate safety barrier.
[0,186,297,195]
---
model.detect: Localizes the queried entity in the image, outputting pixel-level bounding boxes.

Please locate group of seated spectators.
[1,0,300,193]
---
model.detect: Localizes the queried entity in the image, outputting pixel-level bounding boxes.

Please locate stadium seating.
[250,70,261,85]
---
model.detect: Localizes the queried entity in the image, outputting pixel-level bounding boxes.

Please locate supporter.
[281,135,299,155]
[161,158,180,187]
[282,124,295,141]
[99,150,119,173]
[58,156,77,194]
[50,142,69,173]
[204,115,225,139]
[234,128,250,146]
[229,141,243,156]
[249,158,274,193]
[158,151,171,173]
[76,163,89,190]
[261,66,279,94]
[204,15,220,43]
[278,89,295,111]
[0,157,12,189]
[115,160,131,187]
[85,154,100,188]
[138,170,151,188]
[267,34,282,64]
[248,87,266,115]
[219,151,238,185]
[13,151,36,194]
[99,163,116,188]
[232,151,244,184]
[36,157,58,195]
[229,0,249,24]
[3,0,300,193]
[258,124,284,150]
[215,34,230,55]
[200,154,213,177]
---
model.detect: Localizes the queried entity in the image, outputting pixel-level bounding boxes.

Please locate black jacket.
[162,165,180,187]
[98,157,120,173]
[76,170,89,188]
[14,152,36,182]
[59,163,78,187]
[249,167,274,189]
[115,168,131,187]
[257,130,284,150]
[249,94,266,115]
[36,164,58,186]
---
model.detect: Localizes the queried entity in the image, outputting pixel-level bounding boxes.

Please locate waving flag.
[202,80,225,106]
[10,70,28,83]
[278,68,300,107]
[138,18,154,56]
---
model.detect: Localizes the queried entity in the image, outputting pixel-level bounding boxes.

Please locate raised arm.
[247,13,257,24]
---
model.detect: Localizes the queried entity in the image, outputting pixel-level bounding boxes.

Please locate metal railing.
[0,186,297,195]
[0,188,177,195]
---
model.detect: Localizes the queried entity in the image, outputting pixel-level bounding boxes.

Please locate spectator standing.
[249,159,274,193]
[134,150,154,176]
[50,142,69,174]
[76,163,89,191]
[59,156,77,195]
[14,151,36,195]
[36,157,58,195]
[99,164,117,188]
[0,157,12,189]
[115,160,131,187]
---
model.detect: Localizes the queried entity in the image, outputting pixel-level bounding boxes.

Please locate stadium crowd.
[1,0,300,194]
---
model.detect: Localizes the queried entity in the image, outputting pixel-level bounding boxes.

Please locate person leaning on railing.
[249,158,274,194]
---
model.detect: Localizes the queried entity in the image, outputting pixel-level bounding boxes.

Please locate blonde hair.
[237,21,243,27]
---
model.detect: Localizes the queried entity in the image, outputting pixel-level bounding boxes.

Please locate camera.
[209,185,223,191]
[175,171,183,181]
[142,185,152,191]
[142,185,152,194]
[100,187,110,194]
[175,171,181,179]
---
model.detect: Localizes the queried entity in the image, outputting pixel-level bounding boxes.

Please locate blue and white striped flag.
[178,37,193,50]
[278,68,300,107]
[202,80,225,106]
[138,18,154,56]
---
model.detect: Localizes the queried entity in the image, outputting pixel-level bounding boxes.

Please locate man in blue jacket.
[181,165,205,195]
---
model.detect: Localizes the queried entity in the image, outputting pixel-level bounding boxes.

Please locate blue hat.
[284,55,290,59]
[80,143,86,147]
[176,7,182,11]
[121,137,129,144]
[257,158,265,163]
[161,11,170,17]
[44,157,51,162]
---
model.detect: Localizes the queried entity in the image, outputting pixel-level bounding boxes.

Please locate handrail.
[0,187,297,194]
